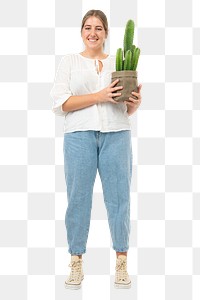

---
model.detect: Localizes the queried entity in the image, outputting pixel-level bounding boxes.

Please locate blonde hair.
[81,9,108,37]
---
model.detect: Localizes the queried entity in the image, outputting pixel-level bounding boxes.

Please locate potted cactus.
[112,19,140,102]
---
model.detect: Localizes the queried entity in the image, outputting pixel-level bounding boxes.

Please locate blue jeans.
[63,130,132,255]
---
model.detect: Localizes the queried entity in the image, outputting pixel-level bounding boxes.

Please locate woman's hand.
[124,84,142,116]
[95,79,123,104]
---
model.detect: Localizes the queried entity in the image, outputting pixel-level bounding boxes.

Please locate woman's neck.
[80,50,108,60]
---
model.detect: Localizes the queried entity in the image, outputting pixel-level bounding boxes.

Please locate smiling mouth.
[88,38,98,42]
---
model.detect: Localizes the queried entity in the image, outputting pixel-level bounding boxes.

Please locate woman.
[50,9,142,290]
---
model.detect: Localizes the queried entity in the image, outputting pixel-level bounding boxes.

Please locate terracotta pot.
[111,70,138,102]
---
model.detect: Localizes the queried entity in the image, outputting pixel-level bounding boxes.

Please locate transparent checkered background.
[0,0,200,299]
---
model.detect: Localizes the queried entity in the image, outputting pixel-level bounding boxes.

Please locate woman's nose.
[90,29,96,36]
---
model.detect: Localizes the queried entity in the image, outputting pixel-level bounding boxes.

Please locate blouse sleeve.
[50,55,72,116]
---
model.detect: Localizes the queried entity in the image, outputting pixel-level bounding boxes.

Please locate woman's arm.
[62,79,123,112]
[62,94,98,112]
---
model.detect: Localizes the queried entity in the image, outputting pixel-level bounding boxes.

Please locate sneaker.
[114,255,131,289]
[64,255,84,290]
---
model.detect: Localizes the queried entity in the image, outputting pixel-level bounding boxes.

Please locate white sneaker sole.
[114,282,132,289]
[64,276,84,290]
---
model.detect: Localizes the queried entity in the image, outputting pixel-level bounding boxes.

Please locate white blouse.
[50,53,131,133]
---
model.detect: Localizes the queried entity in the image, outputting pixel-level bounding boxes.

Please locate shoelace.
[68,260,82,282]
[115,260,128,282]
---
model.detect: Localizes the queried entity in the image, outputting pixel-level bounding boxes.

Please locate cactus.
[124,50,132,70]
[132,47,140,71]
[131,44,136,54]
[131,45,136,68]
[123,20,134,57]
[115,19,140,71]
[116,48,123,71]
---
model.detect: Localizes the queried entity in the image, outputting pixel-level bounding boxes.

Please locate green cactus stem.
[116,48,123,71]
[124,50,132,70]
[131,44,136,54]
[131,44,136,67]
[123,20,135,57]
[115,19,140,71]
[132,47,140,71]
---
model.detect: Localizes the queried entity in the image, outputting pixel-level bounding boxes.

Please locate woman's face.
[81,16,107,51]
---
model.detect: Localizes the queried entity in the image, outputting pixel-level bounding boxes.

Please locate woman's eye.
[97,28,102,31]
